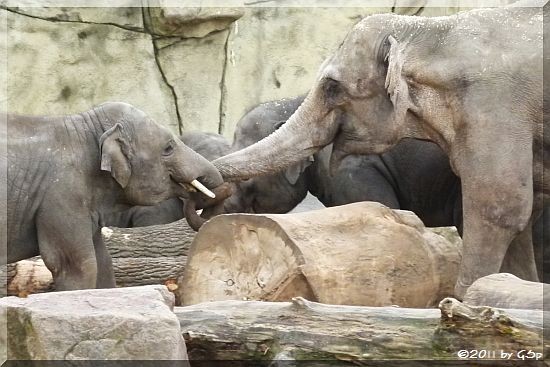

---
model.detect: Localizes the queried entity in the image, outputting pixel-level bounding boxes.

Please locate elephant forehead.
[132,118,173,142]
[322,26,381,84]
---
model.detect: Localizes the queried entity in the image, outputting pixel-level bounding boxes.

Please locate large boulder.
[0,285,189,362]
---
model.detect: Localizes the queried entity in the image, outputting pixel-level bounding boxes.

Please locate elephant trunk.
[174,141,224,190]
[213,88,337,181]
[184,183,234,231]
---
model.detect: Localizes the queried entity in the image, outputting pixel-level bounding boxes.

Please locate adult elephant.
[2,102,226,290]
[210,7,546,298]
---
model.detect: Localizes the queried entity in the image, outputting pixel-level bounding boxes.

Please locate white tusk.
[191,179,216,199]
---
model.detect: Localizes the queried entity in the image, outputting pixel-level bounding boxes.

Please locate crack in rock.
[1,6,148,34]
[142,7,183,135]
[218,26,232,135]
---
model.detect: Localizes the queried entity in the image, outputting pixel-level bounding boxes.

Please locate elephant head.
[222,96,311,215]
[212,14,430,182]
[97,102,225,211]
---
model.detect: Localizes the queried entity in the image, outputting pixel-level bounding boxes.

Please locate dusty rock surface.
[0,285,188,361]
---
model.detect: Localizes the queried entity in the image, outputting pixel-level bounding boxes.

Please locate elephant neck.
[63,109,129,211]
[64,107,114,146]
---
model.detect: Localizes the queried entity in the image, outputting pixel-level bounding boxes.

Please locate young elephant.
[223,96,311,214]
[212,7,546,298]
[2,102,224,290]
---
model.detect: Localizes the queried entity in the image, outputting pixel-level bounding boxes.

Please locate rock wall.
[2,1,516,138]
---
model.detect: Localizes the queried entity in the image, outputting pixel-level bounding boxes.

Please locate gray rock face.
[4,8,180,131]
[2,3,145,30]
[156,29,229,134]
[0,285,189,361]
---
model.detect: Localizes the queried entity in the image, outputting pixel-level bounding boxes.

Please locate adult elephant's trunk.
[213,88,337,181]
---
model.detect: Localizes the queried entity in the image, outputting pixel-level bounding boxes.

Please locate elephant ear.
[385,35,413,123]
[99,123,132,188]
[284,156,314,185]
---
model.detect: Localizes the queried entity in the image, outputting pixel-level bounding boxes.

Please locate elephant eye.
[162,140,175,156]
[323,78,345,105]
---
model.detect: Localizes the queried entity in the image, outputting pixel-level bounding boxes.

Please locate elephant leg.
[93,228,115,288]
[452,126,533,299]
[500,223,539,281]
[36,210,97,290]
[456,207,522,299]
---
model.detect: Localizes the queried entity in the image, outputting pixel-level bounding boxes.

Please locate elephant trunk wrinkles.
[213,90,333,181]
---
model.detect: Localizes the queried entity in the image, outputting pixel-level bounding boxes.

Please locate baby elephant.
[1,102,223,290]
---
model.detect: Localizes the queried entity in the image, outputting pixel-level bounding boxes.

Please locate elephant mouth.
[171,176,217,200]
[179,180,216,199]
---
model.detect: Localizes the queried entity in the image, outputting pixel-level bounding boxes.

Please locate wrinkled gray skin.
[1,102,223,290]
[104,131,231,228]
[212,8,547,298]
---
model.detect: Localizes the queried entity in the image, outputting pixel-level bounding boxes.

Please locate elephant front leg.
[36,210,98,290]
[456,192,533,299]
[455,175,534,299]
[451,116,536,299]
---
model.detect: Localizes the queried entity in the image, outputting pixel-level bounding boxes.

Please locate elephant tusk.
[191,179,216,199]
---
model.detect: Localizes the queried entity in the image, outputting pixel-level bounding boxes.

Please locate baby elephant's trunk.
[184,183,234,231]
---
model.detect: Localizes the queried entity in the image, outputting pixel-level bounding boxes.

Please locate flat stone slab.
[0,285,189,362]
